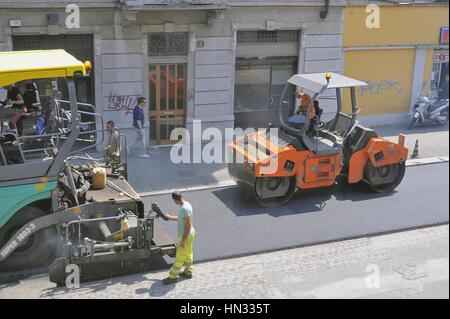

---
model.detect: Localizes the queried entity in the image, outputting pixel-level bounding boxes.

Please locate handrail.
[0,132,26,164]
[117,133,128,178]
[1,93,104,167]
[56,99,96,112]
[21,147,54,154]
[68,110,105,155]
[17,132,63,140]
[0,143,6,165]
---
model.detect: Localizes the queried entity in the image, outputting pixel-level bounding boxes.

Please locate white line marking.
[406,156,449,166]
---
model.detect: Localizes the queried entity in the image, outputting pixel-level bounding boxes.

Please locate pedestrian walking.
[129,96,149,158]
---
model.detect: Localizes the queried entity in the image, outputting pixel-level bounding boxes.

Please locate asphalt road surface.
[148,162,449,262]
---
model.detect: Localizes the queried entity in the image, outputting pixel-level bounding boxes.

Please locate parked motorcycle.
[408,94,449,129]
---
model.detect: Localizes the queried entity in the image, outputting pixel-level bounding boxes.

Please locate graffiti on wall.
[360,80,402,96]
[106,94,140,114]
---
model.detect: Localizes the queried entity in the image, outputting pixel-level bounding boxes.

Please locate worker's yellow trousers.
[169,233,195,279]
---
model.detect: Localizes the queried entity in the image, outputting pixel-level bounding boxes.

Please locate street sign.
[9,19,21,27]
[440,27,449,45]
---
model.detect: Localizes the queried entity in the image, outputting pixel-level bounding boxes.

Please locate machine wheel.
[0,205,57,272]
[442,110,449,124]
[364,160,406,193]
[253,176,297,207]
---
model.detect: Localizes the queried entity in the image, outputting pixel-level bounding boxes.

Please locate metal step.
[152,222,177,257]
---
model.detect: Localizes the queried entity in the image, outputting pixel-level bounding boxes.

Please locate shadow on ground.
[212,179,396,218]
[39,256,173,298]
[135,277,190,298]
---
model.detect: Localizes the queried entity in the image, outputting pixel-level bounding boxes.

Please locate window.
[271,64,296,108]
[235,64,271,111]
[234,58,297,129]
[148,33,189,57]
[430,50,449,98]
[238,30,299,44]
[235,58,297,112]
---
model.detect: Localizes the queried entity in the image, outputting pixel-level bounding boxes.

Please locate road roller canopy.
[0,50,86,87]
[288,72,367,93]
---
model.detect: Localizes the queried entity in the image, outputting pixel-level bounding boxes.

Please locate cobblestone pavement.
[0,225,448,299]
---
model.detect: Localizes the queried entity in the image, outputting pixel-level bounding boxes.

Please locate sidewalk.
[127,147,229,194]
[0,225,447,299]
[126,123,449,194]
[378,123,449,160]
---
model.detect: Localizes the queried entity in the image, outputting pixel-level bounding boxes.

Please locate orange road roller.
[228,73,408,207]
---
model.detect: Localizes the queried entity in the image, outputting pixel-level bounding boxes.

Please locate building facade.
[343,0,449,126]
[1,1,449,146]
[0,0,345,145]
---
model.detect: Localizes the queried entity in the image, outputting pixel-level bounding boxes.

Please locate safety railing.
[0,99,104,166]
[0,131,64,165]
[0,133,26,166]
[53,99,105,155]
[115,133,128,179]
[18,132,63,160]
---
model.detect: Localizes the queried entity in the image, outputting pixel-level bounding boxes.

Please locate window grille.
[148,33,189,56]
[237,30,299,44]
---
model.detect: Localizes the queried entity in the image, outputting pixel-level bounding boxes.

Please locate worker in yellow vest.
[154,191,195,285]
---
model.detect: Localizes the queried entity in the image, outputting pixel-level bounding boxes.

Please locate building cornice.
[344,44,449,50]
[0,1,120,9]
[227,1,345,7]
[346,0,449,7]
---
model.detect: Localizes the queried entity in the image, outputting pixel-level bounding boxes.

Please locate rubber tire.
[0,205,57,272]
[407,116,418,130]
[364,160,406,193]
[253,176,297,208]
[442,110,449,124]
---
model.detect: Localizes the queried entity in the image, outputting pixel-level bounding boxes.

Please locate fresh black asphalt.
[144,162,449,262]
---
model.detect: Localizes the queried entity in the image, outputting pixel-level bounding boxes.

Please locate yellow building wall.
[344,5,449,47]
[343,4,448,115]
[343,49,415,115]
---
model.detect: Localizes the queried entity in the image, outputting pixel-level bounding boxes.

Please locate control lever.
[151,202,169,221]
[116,208,130,230]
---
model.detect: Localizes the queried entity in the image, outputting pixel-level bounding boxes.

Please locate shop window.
[271,64,296,108]
[235,64,271,112]
[235,58,297,112]
[234,57,297,129]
